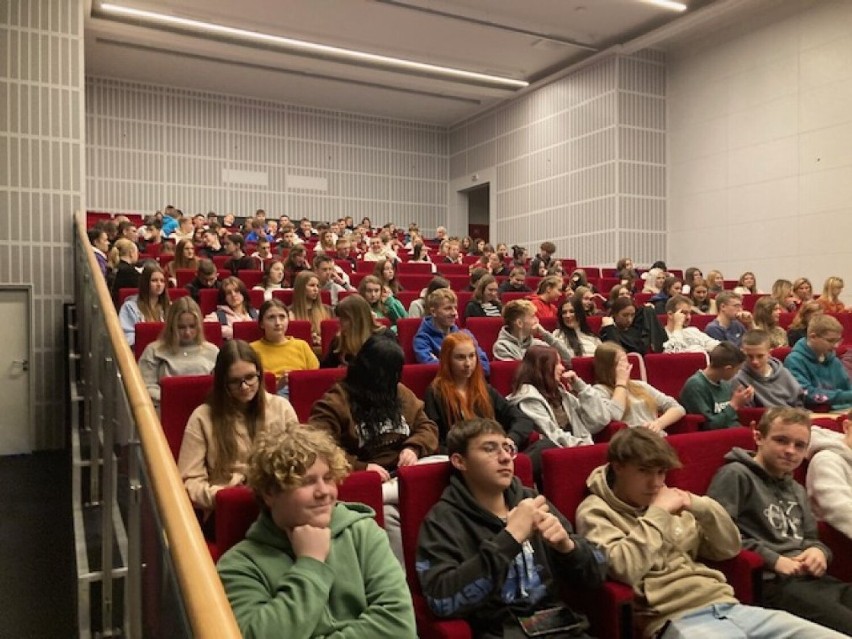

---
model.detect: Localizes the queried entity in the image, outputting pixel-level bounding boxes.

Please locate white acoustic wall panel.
[86,77,448,233]
[0,0,85,449]
[450,52,666,267]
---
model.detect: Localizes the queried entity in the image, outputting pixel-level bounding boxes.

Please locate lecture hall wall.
[667,0,852,300]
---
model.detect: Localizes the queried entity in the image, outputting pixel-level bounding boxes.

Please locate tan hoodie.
[576,464,740,637]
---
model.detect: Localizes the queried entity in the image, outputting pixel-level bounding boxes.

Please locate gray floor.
[0,450,77,638]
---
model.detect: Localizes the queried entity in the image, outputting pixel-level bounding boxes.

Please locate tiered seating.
[133,321,223,359]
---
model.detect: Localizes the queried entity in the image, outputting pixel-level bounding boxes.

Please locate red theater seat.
[289,368,346,422]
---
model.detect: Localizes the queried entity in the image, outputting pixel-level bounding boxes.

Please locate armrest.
[594,421,629,443]
[411,594,472,639]
[565,581,633,639]
[706,549,763,605]
[667,414,703,435]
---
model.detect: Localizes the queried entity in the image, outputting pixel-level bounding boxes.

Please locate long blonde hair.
[593,342,656,420]
[159,296,206,353]
[333,295,381,364]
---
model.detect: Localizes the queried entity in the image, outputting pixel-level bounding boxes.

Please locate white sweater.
[807,426,852,540]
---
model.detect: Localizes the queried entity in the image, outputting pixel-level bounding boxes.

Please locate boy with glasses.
[705,292,752,347]
[784,314,852,410]
[417,418,605,638]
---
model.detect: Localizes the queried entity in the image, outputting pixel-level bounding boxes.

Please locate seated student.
[577,427,842,639]
[217,427,416,638]
[417,418,606,639]
[679,342,753,430]
[704,292,752,347]
[681,266,702,295]
[792,277,814,307]
[733,271,761,296]
[222,233,257,276]
[407,276,449,318]
[641,267,666,295]
[649,276,683,315]
[424,332,535,449]
[283,245,310,286]
[498,266,532,294]
[708,407,852,635]
[752,296,788,348]
[250,299,319,396]
[177,340,298,514]
[358,275,407,329]
[290,271,333,353]
[249,237,273,271]
[784,314,852,410]
[735,329,804,408]
[604,283,632,312]
[528,241,556,276]
[616,256,639,284]
[321,294,388,368]
[817,276,849,314]
[592,343,686,434]
[807,419,852,541]
[166,239,199,288]
[566,268,594,293]
[600,297,666,355]
[308,334,439,565]
[413,288,490,375]
[527,275,563,320]
[662,295,721,354]
[553,298,601,358]
[787,300,823,347]
[507,346,610,467]
[118,262,170,346]
[689,279,717,315]
[200,227,227,259]
[493,299,572,363]
[313,254,352,306]
[464,274,502,319]
[108,238,142,305]
[138,297,218,405]
[185,258,221,302]
[88,226,110,277]
[705,269,725,295]
[572,286,605,317]
[771,278,799,313]
[252,259,286,302]
[205,276,258,340]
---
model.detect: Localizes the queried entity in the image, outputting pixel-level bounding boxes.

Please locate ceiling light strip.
[98,3,529,89]
[643,0,688,12]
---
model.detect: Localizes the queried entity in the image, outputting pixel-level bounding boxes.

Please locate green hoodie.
[217,502,416,639]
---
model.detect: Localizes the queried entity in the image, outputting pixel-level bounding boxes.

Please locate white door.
[0,288,31,455]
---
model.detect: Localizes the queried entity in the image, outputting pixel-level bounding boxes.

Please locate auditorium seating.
[133,321,223,360]
[396,317,425,364]
[231,319,313,345]
[400,364,439,399]
[464,317,502,357]
[288,368,346,421]
[644,352,707,398]
[398,456,536,639]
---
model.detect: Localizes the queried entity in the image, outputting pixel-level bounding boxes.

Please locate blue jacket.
[784,339,852,409]
[413,316,490,376]
[705,318,746,347]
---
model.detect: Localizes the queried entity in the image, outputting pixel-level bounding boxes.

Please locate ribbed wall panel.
[0,0,84,449]
[450,52,666,267]
[86,77,448,233]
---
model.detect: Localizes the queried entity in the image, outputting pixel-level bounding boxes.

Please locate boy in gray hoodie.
[734,329,804,408]
[707,407,852,635]
[492,299,572,363]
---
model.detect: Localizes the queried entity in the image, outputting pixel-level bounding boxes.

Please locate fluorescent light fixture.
[643,0,687,11]
[98,2,529,89]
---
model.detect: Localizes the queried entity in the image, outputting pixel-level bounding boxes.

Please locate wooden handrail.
[75,212,241,638]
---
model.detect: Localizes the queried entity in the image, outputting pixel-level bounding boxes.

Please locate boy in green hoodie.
[217,428,416,639]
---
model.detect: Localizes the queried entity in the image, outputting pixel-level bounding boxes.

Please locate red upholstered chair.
[686,313,715,331]
[778,312,796,330]
[118,287,138,306]
[288,368,346,421]
[464,317,503,359]
[396,317,425,364]
[176,269,196,288]
[398,273,434,292]
[539,444,635,639]
[398,262,434,274]
[217,269,232,281]
[500,291,529,304]
[134,322,165,360]
[232,321,262,343]
[741,294,767,313]
[212,256,230,268]
[489,359,520,396]
[202,321,223,346]
[435,263,469,276]
[167,288,188,301]
[644,352,708,399]
[401,364,439,400]
[212,470,385,562]
[356,260,376,273]
[395,290,422,313]
[570,353,645,385]
[248,289,265,310]
[333,259,353,274]
[237,269,262,289]
[270,289,295,306]
[818,522,852,582]
[320,319,341,358]
[398,455,533,639]
[198,288,220,315]
[446,275,469,291]
[770,346,792,362]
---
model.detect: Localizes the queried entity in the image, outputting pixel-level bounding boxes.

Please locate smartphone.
[515,606,589,637]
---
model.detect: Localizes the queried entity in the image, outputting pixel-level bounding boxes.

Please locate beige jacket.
[177,394,298,510]
[576,464,740,637]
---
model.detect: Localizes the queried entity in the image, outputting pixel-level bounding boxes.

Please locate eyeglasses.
[479,441,518,459]
[227,372,260,390]
[818,335,843,346]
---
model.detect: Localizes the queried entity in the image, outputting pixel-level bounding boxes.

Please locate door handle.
[12,359,28,372]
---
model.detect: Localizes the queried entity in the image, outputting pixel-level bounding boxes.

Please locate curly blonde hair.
[247,427,350,498]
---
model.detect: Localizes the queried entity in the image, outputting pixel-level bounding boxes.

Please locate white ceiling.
[85,0,726,126]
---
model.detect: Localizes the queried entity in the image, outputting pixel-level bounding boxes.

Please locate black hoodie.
[416,474,606,637]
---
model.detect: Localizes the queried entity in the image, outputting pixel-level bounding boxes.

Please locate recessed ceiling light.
[98,2,529,89]
[643,0,688,11]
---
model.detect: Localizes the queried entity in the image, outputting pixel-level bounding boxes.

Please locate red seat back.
[401,364,438,400]
[396,317,424,364]
[167,288,189,301]
[198,288,220,315]
[489,359,520,396]
[134,322,165,360]
[289,368,346,421]
[541,444,610,522]
[270,289,295,306]
[465,317,504,359]
[159,375,214,460]
[666,427,756,495]
[644,352,708,399]
[237,269,262,289]
[320,319,341,358]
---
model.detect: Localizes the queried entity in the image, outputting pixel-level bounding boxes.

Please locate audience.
[553,298,601,358]
[705,292,751,347]
[577,426,842,639]
[205,276,258,340]
[498,266,532,294]
[528,275,563,320]
[108,238,142,304]
[771,278,798,312]
[177,340,298,514]
[138,297,218,405]
[592,343,685,434]
[784,314,852,410]
[733,271,761,295]
[792,277,814,307]
[689,279,716,314]
[705,269,725,295]
[679,342,751,430]
[493,299,572,363]
[528,241,556,276]
[463,274,502,319]
[358,275,407,329]
[787,300,823,347]
[413,288,489,375]
[662,295,720,353]
[252,259,285,302]
[289,271,332,353]
[165,239,198,287]
[118,262,170,346]
[807,419,852,542]
[708,407,852,635]
[600,297,664,355]
[817,276,848,314]
[320,294,387,368]
[407,276,449,318]
[185,258,220,302]
[417,418,605,639]
[313,254,351,306]
[222,233,257,275]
